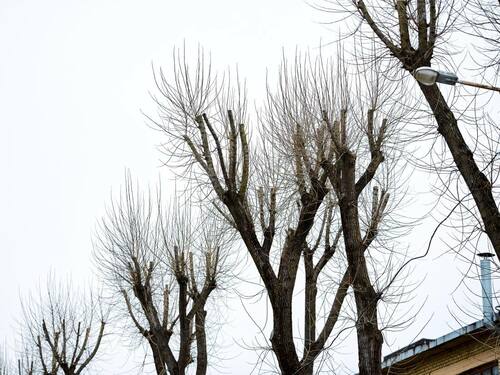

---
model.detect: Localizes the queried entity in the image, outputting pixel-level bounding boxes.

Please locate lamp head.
[414,67,439,85]
[413,67,459,86]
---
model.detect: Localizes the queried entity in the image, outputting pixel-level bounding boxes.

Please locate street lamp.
[413,67,500,93]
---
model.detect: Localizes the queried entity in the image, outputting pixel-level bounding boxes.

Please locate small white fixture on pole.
[413,67,500,93]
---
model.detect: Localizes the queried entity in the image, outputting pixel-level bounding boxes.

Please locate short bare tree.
[94,176,226,375]
[150,48,410,374]
[0,346,10,375]
[19,280,105,375]
[16,345,35,375]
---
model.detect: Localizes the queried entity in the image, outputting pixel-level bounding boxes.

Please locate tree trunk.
[270,286,301,375]
[336,151,383,375]
[352,259,383,375]
[177,280,191,375]
[418,83,500,256]
[151,344,169,375]
[195,310,208,375]
[303,253,317,375]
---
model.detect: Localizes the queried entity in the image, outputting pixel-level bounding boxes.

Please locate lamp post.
[413,67,500,93]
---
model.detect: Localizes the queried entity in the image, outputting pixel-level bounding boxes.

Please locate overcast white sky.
[1,1,497,374]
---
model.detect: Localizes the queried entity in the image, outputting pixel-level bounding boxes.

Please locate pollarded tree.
[19,279,106,375]
[94,176,226,375]
[150,48,410,374]
[320,100,390,375]
[318,0,500,257]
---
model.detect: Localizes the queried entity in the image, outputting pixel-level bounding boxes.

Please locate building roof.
[382,318,497,369]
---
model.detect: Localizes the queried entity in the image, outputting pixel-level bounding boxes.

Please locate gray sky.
[1,1,497,374]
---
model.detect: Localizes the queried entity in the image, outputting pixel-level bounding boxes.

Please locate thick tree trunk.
[195,310,208,375]
[303,253,317,375]
[151,344,169,375]
[270,286,301,375]
[352,260,383,375]
[177,280,191,375]
[418,83,500,256]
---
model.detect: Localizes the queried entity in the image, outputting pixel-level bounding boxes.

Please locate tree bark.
[302,252,317,375]
[418,83,500,256]
[269,286,301,375]
[151,344,169,375]
[177,279,191,375]
[352,259,383,375]
[195,310,207,375]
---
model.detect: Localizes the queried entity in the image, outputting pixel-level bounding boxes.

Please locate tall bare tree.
[94,177,225,375]
[150,48,408,374]
[318,0,500,257]
[19,280,105,375]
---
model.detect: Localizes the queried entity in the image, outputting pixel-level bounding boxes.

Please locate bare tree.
[1,346,10,375]
[94,176,226,375]
[320,102,391,374]
[19,279,105,375]
[317,0,500,257]
[150,48,409,374]
[16,346,35,375]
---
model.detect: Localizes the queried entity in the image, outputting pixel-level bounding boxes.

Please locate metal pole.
[457,79,500,93]
[479,254,494,324]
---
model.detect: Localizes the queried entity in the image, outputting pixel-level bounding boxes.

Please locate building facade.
[382,253,499,375]
[382,320,500,374]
